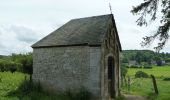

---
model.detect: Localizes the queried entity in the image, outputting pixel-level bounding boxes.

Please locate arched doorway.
[108,56,115,98]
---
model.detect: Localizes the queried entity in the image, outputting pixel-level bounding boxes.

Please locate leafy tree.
[165,58,170,62]
[11,53,33,74]
[161,52,165,58]
[135,51,143,64]
[121,50,170,66]
[131,0,170,52]
[154,56,162,66]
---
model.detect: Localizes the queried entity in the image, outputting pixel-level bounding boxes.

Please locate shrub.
[163,78,170,81]
[131,65,137,68]
[143,67,152,69]
[130,65,139,68]
[135,71,149,78]
[143,63,152,69]
[9,66,17,73]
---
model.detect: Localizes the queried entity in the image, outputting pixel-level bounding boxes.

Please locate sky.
[0,0,170,55]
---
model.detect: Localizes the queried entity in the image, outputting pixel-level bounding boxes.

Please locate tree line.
[121,50,170,65]
[0,53,32,75]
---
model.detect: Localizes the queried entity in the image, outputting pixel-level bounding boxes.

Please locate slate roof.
[32,14,121,50]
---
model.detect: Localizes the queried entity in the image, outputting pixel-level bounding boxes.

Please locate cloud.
[9,25,39,43]
[0,0,169,54]
[0,43,5,48]
[0,25,42,55]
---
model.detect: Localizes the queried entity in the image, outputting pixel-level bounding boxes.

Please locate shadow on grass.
[7,79,43,99]
[147,93,158,100]
[7,79,91,100]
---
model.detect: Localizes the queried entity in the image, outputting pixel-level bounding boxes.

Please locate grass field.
[0,72,91,100]
[122,66,170,100]
[1,67,170,100]
[0,72,87,100]
[127,65,170,78]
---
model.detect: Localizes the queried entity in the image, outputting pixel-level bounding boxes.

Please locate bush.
[143,63,152,69]
[143,67,152,69]
[163,78,170,81]
[9,66,17,73]
[156,60,162,66]
[135,71,149,78]
[127,65,142,68]
[131,65,138,68]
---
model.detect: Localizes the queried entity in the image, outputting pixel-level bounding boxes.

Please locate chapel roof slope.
[32,14,121,49]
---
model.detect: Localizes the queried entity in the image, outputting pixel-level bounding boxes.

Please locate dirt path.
[124,94,147,100]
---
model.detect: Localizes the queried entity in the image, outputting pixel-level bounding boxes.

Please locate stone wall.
[33,46,101,97]
[100,20,121,100]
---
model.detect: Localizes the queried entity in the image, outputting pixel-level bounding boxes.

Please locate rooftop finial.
[109,3,113,14]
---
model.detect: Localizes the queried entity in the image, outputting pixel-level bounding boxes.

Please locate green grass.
[122,66,170,100]
[0,72,91,100]
[0,72,28,100]
[127,65,170,78]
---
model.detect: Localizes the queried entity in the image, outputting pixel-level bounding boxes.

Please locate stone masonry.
[33,46,101,97]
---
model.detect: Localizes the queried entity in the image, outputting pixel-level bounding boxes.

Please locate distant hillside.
[121,50,170,64]
[0,55,7,59]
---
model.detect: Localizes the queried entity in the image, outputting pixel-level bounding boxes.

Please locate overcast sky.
[0,0,170,55]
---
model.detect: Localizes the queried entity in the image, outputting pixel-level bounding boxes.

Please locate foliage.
[0,72,91,100]
[0,59,19,73]
[128,65,141,68]
[11,53,33,74]
[131,0,170,51]
[164,58,170,63]
[163,77,170,81]
[154,56,163,66]
[142,62,152,69]
[122,50,170,67]
[0,53,33,75]
[121,63,128,78]
[122,50,155,64]
[135,71,149,78]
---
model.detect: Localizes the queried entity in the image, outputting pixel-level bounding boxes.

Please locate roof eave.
[32,43,101,48]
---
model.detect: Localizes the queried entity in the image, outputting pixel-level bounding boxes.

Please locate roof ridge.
[70,14,112,21]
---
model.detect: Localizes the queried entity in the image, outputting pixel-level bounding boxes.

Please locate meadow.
[127,66,170,78]
[1,66,170,100]
[122,66,170,100]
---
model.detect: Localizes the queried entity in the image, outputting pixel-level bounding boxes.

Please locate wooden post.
[151,74,158,94]
[128,76,130,92]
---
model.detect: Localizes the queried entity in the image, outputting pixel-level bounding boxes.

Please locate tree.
[135,51,142,64]
[154,56,162,66]
[131,0,170,52]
